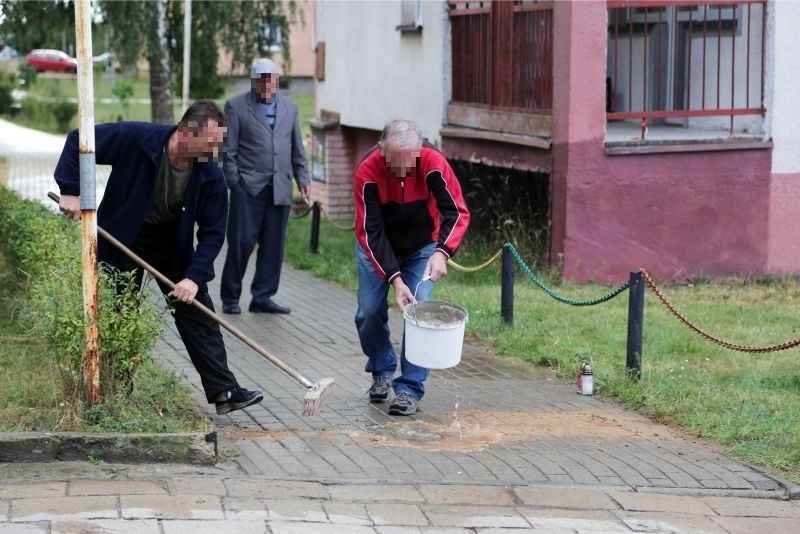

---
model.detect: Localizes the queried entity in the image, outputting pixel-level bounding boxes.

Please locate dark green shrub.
[111,79,134,121]
[50,100,77,132]
[18,64,37,87]
[0,188,166,403]
[452,160,551,269]
[0,72,15,114]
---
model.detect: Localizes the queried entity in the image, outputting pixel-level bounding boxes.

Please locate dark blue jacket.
[54,122,228,293]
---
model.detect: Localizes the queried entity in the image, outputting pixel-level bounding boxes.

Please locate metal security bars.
[606,0,766,136]
[449,0,553,113]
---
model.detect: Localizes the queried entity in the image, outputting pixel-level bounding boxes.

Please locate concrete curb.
[0,431,217,465]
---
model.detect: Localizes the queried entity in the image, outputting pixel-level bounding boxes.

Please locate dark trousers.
[118,221,238,403]
[220,183,290,305]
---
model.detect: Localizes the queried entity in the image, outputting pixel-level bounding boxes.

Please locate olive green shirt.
[145,147,192,224]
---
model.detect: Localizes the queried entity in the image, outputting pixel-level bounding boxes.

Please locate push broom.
[48,192,334,416]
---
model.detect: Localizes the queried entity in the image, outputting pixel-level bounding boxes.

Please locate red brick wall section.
[312,124,356,220]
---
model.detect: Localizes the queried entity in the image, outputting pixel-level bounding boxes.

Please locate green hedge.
[0,188,206,432]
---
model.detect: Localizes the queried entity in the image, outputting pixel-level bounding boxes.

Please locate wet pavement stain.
[221,409,676,454]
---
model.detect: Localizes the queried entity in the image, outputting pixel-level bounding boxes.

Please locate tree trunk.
[147,0,173,124]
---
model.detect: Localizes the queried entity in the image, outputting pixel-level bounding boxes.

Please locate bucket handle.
[408,275,454,326]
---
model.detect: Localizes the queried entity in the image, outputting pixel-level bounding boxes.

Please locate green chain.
[506,243,630,306]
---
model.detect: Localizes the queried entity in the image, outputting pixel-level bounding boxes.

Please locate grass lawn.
[285,214,800,482]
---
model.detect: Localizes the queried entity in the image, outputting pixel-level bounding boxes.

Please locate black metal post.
[626,271,644,380]
[309,201,320,254]
[501,246,514,326]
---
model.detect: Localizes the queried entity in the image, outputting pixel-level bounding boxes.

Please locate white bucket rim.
[403,300,469,329]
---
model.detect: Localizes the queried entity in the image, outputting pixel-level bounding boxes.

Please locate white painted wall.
[768,0,800,173]
[315,0,447,141]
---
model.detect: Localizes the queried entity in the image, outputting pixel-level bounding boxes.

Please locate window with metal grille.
[606,0,766,140]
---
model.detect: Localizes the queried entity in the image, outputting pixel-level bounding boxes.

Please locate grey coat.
[222,91,309,205]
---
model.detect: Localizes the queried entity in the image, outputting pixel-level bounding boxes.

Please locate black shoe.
[249,298,291,314]
[215,387,264,415]
[222,303,241,314]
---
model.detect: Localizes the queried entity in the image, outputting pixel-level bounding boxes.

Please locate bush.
[111,79,134,121]
[18,64,37,87]
[452,160,551,269]
[50,100,77,132]
[0,72,15,114]
[0,188,171,411]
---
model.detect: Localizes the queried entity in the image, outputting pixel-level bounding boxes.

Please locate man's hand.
[299,185,310,200]
[423,250,448,282]
[59,195,81,220]
[391,277,415,312]
[169,278,199,304]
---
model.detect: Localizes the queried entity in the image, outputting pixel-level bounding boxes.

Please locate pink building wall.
[552,1,774,284]
[767,172,800,272]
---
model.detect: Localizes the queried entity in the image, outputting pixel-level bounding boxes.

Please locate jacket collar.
[139,123,219,182]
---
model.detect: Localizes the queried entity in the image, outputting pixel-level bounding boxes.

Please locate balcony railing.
[449,0,553,114]
[607,0,766,137]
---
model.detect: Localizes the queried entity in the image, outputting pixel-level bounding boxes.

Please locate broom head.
[302,377,335,416]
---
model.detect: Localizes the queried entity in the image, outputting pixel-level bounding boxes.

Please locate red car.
[26,49,78,73]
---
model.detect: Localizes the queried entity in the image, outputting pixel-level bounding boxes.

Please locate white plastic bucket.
[403,300,469,369]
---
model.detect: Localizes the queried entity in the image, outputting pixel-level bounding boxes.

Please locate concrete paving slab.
[119,494,223,520]
[222,497,269,521]
[67,479,167,496]
[615,510,727,533]
[422,505,531,528]
[160,520,267,534]
[269,522,375,534]
[700,495,800,518]
[366,502,428,526]
[323,501,371,525]
[171,476,227,495]
[711,515,800,533]
[328,484,424,503]
[50,518,160,534]
[519,507,627,530]
[0,523,48,533]
[266,499,327,522]
[10,496,118,522]
[607,490,716,515]
[418,484,516,506]
[515,486,620,510]
[0,483,66,499]
[226,479,329,500]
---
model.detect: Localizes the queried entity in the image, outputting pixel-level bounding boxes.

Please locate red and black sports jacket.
[354,143,470,282]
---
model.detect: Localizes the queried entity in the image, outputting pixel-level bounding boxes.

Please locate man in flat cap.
[220,58,310,315]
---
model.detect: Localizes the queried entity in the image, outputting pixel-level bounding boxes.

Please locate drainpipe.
[74,0,100,407]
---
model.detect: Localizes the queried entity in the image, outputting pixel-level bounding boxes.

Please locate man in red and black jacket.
[354,119,470,416]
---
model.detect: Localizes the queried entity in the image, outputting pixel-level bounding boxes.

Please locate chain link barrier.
[641,269,800,353]
[296,207,800,352]
[507,243,630,306]
[288,201,312,219]
[447,248,503,273]
[318,202,356,232]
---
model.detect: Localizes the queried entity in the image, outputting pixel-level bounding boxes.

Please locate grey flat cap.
[250,58,279,78]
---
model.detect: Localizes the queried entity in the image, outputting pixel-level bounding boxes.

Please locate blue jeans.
[355,242,435,400]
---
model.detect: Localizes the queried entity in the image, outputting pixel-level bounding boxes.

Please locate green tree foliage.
[0,1,296,122]
[100,0,296,121]
[0,0,76,55]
